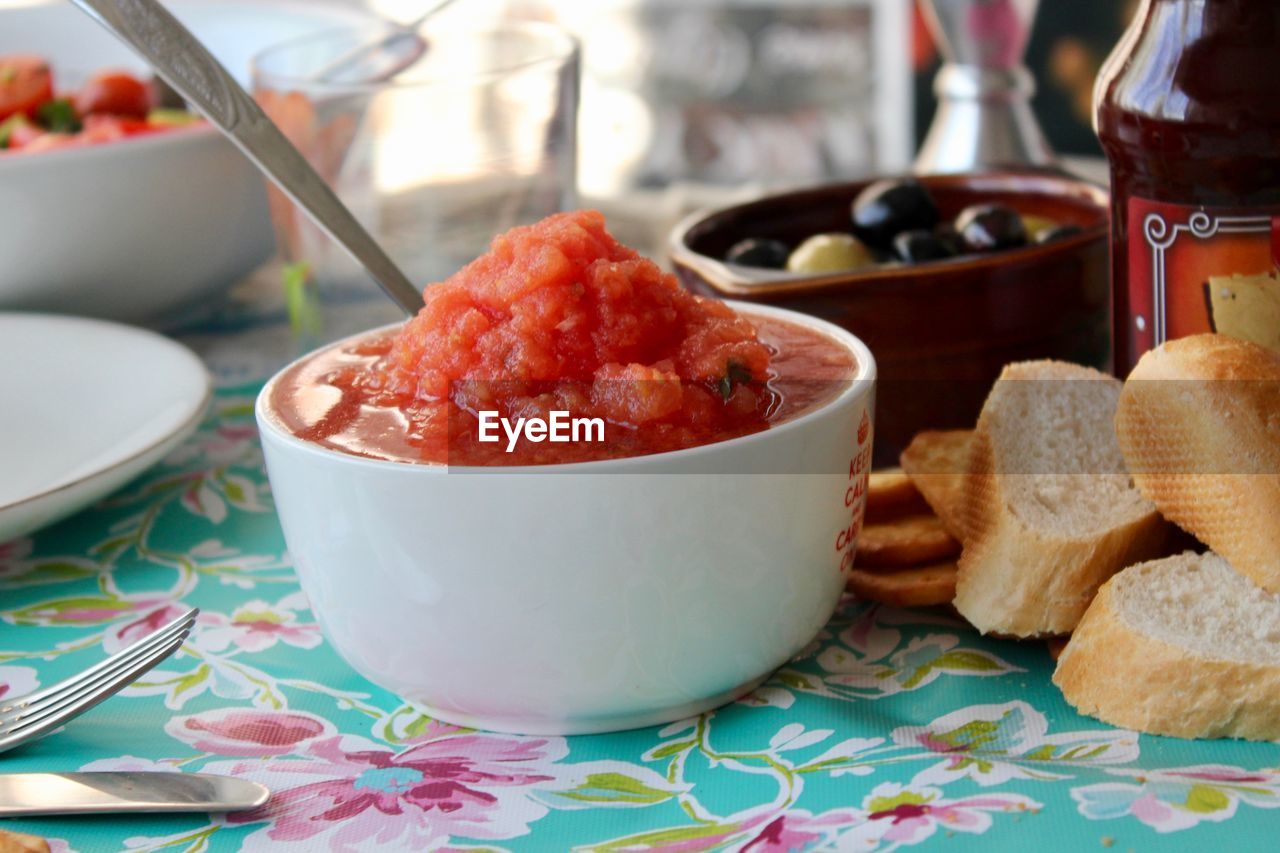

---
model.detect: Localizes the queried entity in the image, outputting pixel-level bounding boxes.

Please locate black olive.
[955,204,1028,252]
[850,180,940,249]
[1034,223,1085,244]
[933,222,966,255]
[893,229,958,263]
[725,238,790,269]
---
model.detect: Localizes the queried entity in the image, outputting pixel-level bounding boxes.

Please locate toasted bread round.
[1116,334,1280,593]
[848,561,958,607]
[855,514,961,567]
[899,429,973,541]
[865,467,931,522]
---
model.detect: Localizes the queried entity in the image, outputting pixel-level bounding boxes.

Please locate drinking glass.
[252,21,579,345]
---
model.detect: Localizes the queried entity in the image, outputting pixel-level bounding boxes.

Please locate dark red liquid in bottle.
[1096,0,1280,375]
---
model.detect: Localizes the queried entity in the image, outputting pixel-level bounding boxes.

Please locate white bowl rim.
[255,300,877,475]
[0,120,218,173]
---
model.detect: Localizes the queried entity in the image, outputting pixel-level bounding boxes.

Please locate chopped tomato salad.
[74,71,152,119]
[377,209,772,419]
[370,210,776,461]
[0,56,53,121]
[286,211,794,464]
[0,57,200,155]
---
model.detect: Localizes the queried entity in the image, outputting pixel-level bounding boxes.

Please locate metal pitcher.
[914,0,1054,173]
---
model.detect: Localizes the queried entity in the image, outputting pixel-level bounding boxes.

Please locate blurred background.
[355,0,1134,251]
[354,0,1138,175]
[911,0,1139,158]
[356,0,1138,187]
[0,0,1138,348]
[313,0,1137,248]
[0,0,1134,193]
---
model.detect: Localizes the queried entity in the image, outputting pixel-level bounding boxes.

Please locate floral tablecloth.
[3,332,1280,853]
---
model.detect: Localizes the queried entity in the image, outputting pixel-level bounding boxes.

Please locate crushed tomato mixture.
[320,210,779,464]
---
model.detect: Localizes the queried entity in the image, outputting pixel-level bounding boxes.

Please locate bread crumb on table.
[0,829,50,853]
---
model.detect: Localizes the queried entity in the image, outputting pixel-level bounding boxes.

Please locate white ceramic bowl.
[0,0,368,325]
[256,303,876,734]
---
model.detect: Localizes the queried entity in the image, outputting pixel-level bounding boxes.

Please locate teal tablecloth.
[3,379,1279,853]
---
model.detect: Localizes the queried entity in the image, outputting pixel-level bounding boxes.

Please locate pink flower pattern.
[4,382,1278,852]
[841,782,1041,848]
[0,538,33,576]
[0,665,38,702]
[166,708,333,757]
[1072,765,1280,833]
[168,422,261,467]
[103,602,190,653]
[195,594,320,654]
[201,724,567,851]
[737,808,864,851]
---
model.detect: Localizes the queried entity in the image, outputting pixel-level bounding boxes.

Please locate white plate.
[0,314,211,542]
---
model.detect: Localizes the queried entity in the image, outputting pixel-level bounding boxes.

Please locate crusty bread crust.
[1053,565,1280,741]
[1117,334,1280,593]
[899,429,973,541]
[954,361,1169,638]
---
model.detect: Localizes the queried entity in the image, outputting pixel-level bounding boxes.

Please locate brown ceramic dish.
[669,169,1109,465]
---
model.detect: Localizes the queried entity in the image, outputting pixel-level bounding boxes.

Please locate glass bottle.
[1096,0,1280,374]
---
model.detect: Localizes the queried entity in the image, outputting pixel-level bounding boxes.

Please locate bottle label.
[1128,198,1280,356]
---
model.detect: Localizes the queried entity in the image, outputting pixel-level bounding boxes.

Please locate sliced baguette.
[955,360,1169,637]
[1116,333,1280,593]
[1053,551,1280,741]
[899,429,974,541]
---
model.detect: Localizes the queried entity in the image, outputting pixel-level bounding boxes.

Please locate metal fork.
[0,607,197,755]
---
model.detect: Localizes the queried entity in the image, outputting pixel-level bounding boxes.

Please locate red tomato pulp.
[270,211,858,465]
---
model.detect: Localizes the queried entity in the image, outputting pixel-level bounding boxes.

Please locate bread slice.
[954,361,1169,637]
[856,514,960,567]
[1054,551,1280,741]
[1116,333,1280,593]
[899,429,974,541]
[865,467,931,522]
[848,561,957,608]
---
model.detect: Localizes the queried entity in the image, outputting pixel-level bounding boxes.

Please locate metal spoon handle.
[70,0,425,315]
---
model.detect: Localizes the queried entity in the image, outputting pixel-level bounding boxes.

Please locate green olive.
[786,233,876,274]
[1020,214,1058,241]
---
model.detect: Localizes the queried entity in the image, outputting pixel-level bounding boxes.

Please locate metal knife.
[0,772,269,817]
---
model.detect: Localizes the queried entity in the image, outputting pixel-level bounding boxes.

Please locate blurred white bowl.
[0,0,370,325]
